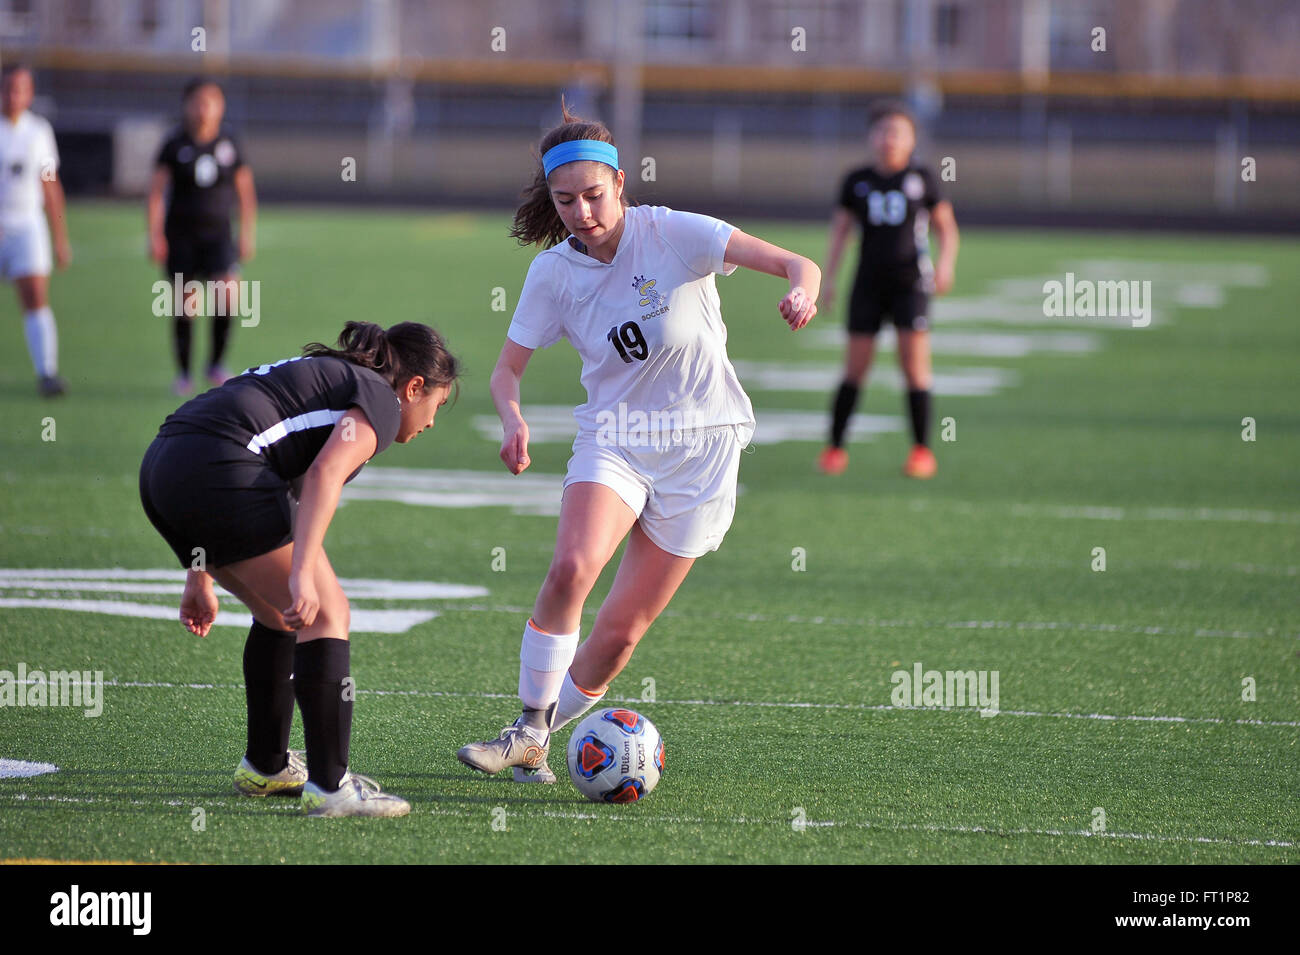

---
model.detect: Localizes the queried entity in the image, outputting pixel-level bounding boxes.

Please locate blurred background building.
[4,0,1298,227]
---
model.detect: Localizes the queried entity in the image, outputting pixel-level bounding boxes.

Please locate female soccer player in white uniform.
[458,104,820,782]
[0,64,71,397]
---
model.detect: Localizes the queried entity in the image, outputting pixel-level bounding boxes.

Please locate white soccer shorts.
[0,219,52,281]
[562,422,754,559]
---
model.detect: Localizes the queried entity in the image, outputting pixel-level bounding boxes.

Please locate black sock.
[830,381,860,448]
[210,316,232,371]
[907,389,931,447]
[173,317,193,377]
[293,639,352,792]
[243,621,297,776]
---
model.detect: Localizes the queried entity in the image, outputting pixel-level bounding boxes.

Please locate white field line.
[431,603,1299,641]
[908,499,1300,526]
[3,593,1288,640]
[5,677,1296,728]
[998,556,1300,577]
[0,793,1289,850]
[422,809,1295,850]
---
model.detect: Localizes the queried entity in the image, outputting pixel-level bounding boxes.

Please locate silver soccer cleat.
[512,758,557,784]
[457,716,551,778]
[300,772,411,818]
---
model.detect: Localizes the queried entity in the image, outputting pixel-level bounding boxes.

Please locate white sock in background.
[23,306,58,377]
[518,617,579,735]
[554,671,606,732]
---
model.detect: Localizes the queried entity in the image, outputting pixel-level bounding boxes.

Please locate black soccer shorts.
[847,273,930,336]
[139,432,295,569]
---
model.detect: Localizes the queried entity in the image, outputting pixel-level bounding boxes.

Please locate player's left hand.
[54,239,72,271]
[179,583,219,638]
[779,286,816,331]
[283,573,319,631]
[239,235,256,262]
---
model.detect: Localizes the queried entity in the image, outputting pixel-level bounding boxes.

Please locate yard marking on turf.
[7,678,1295,728]
[420,809,1294,849]
[344,467,569,516]
[0,597,439,634]
[0,568,489,634]
[802,327,1102,356]
[0,759,57,779]
[731,360,1019,397]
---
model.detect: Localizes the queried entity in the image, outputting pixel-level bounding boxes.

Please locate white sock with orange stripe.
[554,671,606,732]
[518,617,578,738]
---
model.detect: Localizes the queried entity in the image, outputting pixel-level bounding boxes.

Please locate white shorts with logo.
[0,218,52,281]
[563,422,754,559]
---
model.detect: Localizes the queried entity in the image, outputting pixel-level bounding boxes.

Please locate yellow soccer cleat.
[233,750,308,797]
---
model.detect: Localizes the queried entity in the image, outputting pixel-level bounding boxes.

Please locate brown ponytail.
[303,321,461,400]
[510,97,631,248]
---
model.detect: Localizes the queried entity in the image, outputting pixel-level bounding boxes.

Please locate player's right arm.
[146,165,170,264]
[285,405,380,630]
[490,338,534,475]
[821,207,854,311]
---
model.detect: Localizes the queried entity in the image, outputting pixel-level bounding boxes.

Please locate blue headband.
[542,139,619,177]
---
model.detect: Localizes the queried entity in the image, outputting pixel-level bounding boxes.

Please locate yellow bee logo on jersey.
[633,274,666,310]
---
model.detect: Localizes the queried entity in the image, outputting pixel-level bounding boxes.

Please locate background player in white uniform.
[0,64,70,397]
[457,103,821,782]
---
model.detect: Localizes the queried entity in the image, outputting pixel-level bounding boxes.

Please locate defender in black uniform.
[820,102,959,479]
[147,77,257,396]
[139,321,459,817]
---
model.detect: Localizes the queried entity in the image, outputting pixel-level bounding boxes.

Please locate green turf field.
[0,202,1296,863]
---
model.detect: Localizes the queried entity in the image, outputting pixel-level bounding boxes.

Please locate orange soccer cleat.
[903,444,937,479]
[818,446,849,475]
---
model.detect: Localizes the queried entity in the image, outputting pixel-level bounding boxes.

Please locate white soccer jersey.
[0,111,59,228]
[507,204,755,438]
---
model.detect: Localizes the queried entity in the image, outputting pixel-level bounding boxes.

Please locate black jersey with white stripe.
[157,355,402,481]
[838,164,942,277]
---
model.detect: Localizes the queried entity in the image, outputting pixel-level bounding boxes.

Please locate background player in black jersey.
[147,77,257,396]
[820,102,959,479]
[139,321,459,817]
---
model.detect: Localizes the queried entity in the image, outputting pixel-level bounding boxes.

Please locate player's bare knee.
[546,550,597,596]
[331,596,352,637]
[596,612,648,653]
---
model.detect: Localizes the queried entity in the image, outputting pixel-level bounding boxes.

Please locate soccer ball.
[566,707,664,803]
